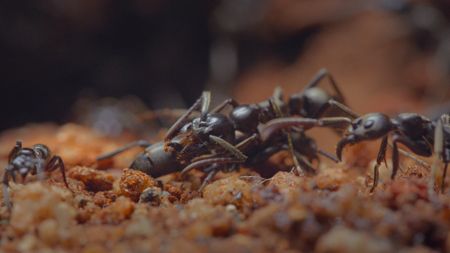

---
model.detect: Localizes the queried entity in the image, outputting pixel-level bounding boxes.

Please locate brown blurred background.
[1,0,449,132]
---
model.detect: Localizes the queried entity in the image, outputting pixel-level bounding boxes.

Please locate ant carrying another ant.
[97,69,349,189]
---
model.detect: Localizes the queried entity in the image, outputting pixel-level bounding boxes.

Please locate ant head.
[347,113,394,140]
[337,113,394,160]
[32,144,51,159]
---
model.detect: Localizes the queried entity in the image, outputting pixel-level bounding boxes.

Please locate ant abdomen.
[130,142,180,178]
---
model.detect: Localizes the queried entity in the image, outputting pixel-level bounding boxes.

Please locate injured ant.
[98,69,348,189]
[2,141,69,208]
[97,92,248,184]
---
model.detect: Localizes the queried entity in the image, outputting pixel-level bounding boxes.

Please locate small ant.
[259,102,450,194]
[2,141,69,208]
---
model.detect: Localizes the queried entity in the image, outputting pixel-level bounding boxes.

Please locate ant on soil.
[259,102,449,195]
[2,141,69,209]
[97,69,350,189]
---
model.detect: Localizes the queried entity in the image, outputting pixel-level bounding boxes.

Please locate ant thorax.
[392,113,433,139]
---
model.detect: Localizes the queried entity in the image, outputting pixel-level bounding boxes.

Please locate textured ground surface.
[0,124,449,253]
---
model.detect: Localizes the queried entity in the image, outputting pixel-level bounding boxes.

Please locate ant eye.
[364,120,374,129]
[352,119,362,129]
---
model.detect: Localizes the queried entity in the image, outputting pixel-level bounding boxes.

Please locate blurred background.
[1,0,450,134]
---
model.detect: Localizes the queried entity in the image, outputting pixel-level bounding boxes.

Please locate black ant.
[2,141,69,208]
[259,102,450,194]
[97,69,348,188]
[97,92,248,183]
[335,111,450,194]
[186,69,348,173]
[173,69,350,180]
[212,68,348,136]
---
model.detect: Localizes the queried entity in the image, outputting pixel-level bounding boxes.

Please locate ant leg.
[317,148,339,163]
[440,115,450,193]
[327,100,360,119]
[10,171,16,183]
[441,162,449,193]
[97,140,151,160]
[269,96,284,117]
[191,153,222,163]
[235,134,259,150]
[258,118,323,141]
[370,136,388,193]
[271,86,284,111]
[272,86,284,101]
[391,137,400,180]
[199,165,220,192]
[181,157,243,176]
[314,99,357,120]
[8,141,22,163]
[293,151,316,175]
[209,135,247,160]
[389,136,432,157]
[390,134,430,180]
[210,98,239,113]
[200,91,211,120]
[2,169,12,209]
[304,69,331,89]
[36,160,46,181]
[430,118,444,194]
[304,69,346,104]
[165,91,210,140]
[269,94,303,170]
[388,143,430,169]
[46,156,70,189]
[319,116,353,128]
[286,133,303,175]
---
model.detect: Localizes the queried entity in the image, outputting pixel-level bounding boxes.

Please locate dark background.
[1,0,449,131]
